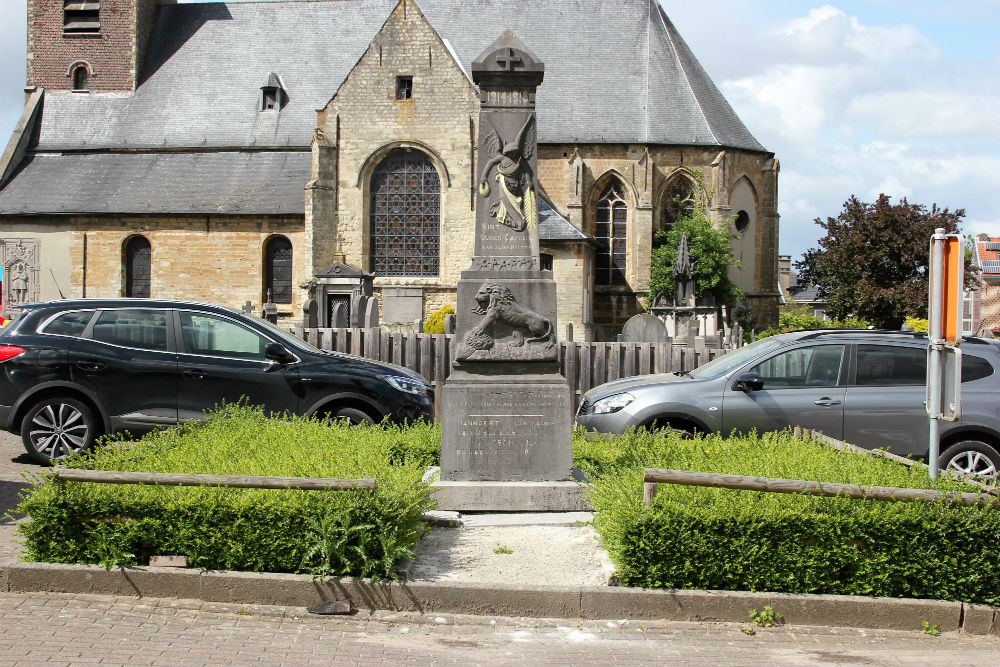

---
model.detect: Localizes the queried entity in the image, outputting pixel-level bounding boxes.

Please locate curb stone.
[2,561,996,635]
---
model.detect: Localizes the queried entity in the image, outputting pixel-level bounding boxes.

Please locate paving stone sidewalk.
[2,430,999,666]
[0,590,998,667]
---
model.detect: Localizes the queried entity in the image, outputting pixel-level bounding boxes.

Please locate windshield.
[250,317,324,354]
[687,337,786,380]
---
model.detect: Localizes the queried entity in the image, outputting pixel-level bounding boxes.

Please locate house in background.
[970,234,1000,337]
[777,255,827,319]
[0,0,780,340]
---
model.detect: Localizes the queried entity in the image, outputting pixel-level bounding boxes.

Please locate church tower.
[25,0,176,92]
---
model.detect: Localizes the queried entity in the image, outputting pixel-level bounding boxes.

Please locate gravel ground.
[407,513,614,586]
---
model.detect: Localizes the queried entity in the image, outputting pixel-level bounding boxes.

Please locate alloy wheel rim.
[945,451,998,479]
[29,403,89,460]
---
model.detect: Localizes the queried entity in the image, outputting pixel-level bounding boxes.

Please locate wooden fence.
[288,327,729,415]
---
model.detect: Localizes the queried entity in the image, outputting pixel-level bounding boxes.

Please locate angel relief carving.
[478,115,538,232]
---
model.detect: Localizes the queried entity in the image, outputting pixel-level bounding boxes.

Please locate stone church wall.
[0,215,304,318]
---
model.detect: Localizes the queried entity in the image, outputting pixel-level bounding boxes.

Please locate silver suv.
[575,330,1000,478]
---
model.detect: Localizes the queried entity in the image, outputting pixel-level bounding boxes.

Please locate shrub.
[423,305,455,334]
[905,316,929,333]
[756,302,869,339]
[586,428,1000,605]
[15,405,437,580]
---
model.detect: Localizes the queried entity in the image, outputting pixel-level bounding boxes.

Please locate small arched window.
[124,236,151,298]
[369,151,440,277]
[72,66,89,91]
[595,182,627,286]
[264,236,293,304]
[660,178,696,233]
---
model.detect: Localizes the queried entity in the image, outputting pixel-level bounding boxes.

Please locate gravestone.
[363,297,380,329]
[443,313,456,335]
[331,302,348,329]
[437,33,579,511]
[382,287,423,330]
[622,313,669,343]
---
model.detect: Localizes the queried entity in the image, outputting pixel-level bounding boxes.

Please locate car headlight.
[383,375,429,397]
[591,392,635,414]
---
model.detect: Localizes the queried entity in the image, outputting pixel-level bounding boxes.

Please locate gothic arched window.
[124,236,151,298]
[369,151,440,277]
[264,236,293,304]
[660,178,696,233]
[595,182,628,286]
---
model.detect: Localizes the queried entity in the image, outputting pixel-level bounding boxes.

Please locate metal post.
[927,228,946,479]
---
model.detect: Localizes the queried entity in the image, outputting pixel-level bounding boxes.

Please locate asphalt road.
[1,429,999,666]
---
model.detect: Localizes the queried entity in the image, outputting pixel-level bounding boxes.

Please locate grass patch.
[14,404,437,579]
[584,428,1000,606]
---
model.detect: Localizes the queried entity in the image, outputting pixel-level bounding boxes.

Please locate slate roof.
[538,198,589,242]
[31,0,766,151]
[1,0,768,218]
[0,151,310,215]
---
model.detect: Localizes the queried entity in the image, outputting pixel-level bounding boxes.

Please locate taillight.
[0,345,25,362]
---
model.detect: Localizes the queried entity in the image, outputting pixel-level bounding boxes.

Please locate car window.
[747,344,845,389]
[180,311,268,361]
[855,344,925,386]
[962,353,994,383]
[91,309,168,351]
[688,337,785,380]
[40,310,96,337]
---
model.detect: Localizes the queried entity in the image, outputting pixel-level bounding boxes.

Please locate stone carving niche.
[1,238,40,315]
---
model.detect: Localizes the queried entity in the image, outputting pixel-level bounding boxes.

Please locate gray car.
[575,329,1000,478]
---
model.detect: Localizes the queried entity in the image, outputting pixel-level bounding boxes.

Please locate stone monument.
[437,33,579,511]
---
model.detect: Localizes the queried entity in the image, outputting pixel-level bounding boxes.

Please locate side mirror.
[265,342,295,365]
[734,372,764,392]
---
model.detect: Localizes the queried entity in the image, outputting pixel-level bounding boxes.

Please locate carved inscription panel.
[443,386,571,481]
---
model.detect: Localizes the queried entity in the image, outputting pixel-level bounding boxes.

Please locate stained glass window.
[595,182,627,286]
[265,236,292,304]
[124,236,151,298]
[369,151,440,277]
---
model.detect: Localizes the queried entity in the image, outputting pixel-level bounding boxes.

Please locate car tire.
[21,396,98,465]
[328,406,376,426]
[938,440,1000,480]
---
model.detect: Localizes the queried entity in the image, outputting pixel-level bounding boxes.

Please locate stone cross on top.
[495,48,523,71]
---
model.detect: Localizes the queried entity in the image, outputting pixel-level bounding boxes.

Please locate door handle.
[183,368,206,380]
[76,360,106,372]
[813,398,842,406]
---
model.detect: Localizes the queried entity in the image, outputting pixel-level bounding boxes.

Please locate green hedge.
[15,405,437,579]
[585,429,1000,605]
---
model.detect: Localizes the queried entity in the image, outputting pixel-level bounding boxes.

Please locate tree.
[796,194,967,330]
[648,201,743,307]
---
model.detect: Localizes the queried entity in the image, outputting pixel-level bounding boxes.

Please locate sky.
[0,0,997,263]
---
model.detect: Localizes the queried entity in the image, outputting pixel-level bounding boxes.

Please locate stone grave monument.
[436,32,581,511]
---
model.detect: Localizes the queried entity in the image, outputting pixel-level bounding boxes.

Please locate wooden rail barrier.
[794,427,999,496]
[642,468,998,508]
[51,468,376,492]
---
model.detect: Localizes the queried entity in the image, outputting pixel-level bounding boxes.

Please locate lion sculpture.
[460,282,553,354]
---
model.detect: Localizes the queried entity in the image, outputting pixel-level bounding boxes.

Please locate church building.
[0,0,779,339]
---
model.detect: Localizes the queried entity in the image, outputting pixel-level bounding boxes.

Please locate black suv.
[0,299,433,464]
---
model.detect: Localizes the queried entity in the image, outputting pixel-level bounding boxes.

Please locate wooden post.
[643,481,658,508]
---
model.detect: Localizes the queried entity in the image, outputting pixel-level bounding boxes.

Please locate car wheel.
[938,440,1000,480]
[21,396,98,465]
[328,407,376,426]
